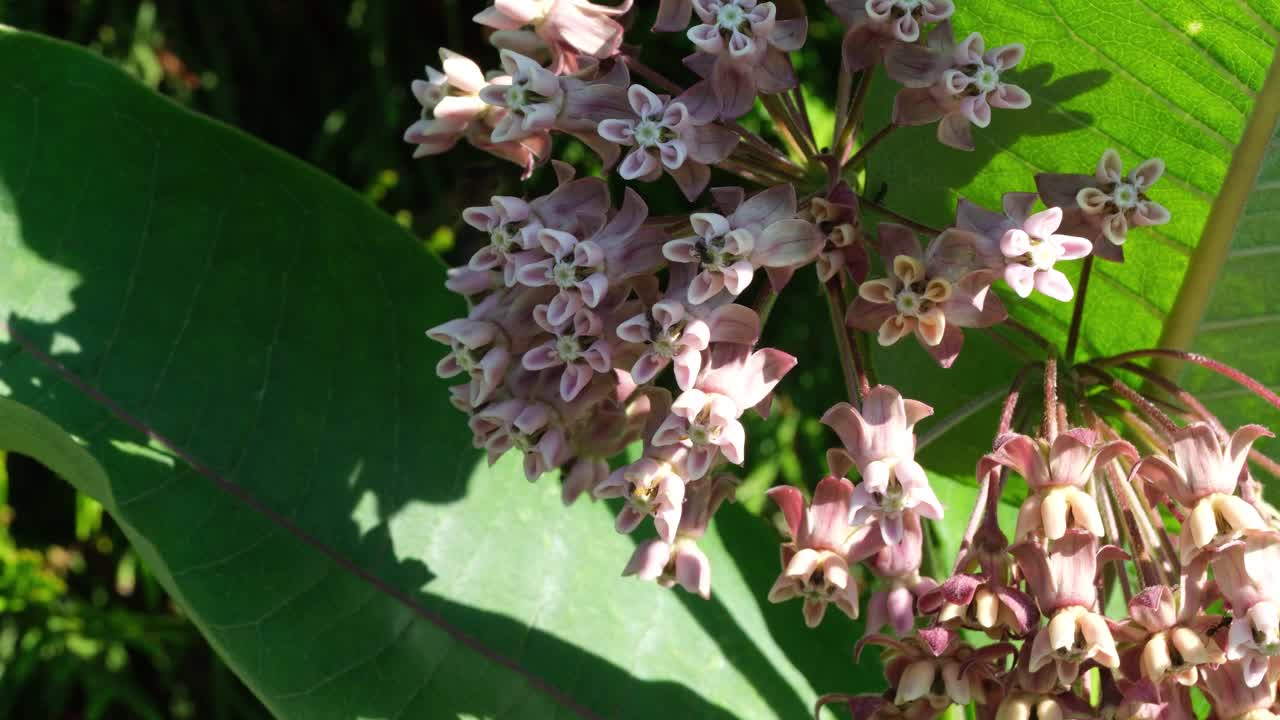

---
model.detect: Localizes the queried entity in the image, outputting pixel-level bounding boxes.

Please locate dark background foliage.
[0,2,853,717]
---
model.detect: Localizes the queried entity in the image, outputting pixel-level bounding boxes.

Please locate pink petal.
[1034,268,1075,302]
[623,539,673,579]
[1003,263,1036,298]
[619,147,660,180]
[1024,207,1063,238]
[892,87,945,126]
[755,219,823,268]
[674,544,712,599]
[628,84,665,117]
[712,58,757,120]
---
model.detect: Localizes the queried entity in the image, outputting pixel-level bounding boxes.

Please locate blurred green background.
[0,2,857,717]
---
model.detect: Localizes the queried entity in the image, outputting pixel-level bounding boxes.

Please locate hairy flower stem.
[1095,349,1280,411]
[1000,363,1038,438]
[1115,361,1222,430]
[826,281,864,403]
[761,94,813,162]
[837,74,873,163]
[845,124,897,171]
[832,67,856,149]
[719,158,796,187]
[1064,256,1093,364]
[1043,357,1059,441]
[1094,470,1134,603]
[786,85,817,154]
[856,195,943,237]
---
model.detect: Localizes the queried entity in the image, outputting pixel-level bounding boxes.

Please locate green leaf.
[1176,95,1280,436]
[861,1,1280,475]
[0,32,863,720]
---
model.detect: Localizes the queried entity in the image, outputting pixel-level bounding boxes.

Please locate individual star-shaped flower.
[1035,148,1172,262]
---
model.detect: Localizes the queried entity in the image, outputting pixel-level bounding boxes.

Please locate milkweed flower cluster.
[413,3,1280,719]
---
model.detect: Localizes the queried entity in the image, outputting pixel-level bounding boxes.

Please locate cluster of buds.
[411,4,1277,720]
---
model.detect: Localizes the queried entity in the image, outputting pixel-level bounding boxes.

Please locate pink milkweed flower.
[1133,422,1272,562]
[462,177,611,287]
[480,50,567,143]
[426,319,511,407]
[480,51,634,166]
[653,345,797,478]
[516,188,666,327]
[474,0,632,75]
[808,181,870,284]
[862,0,955,43]
[826,0,951,77]
[920,573,1039,640]
[615,298,760,388]
[597,85,739,201]
[860,627,1010,710]
[1112,586,1224,688]
[470,398,571,480]
[956,193,1093,301]
[766,476,876,627]
[522,306,612,402]
[1012,530,1125,685]
[850,223,1006,368]
[1210,532,1280,687]
[404,49,489,157]
[594,445,688,542]
[865,512,939,635]
[622,473,737,599]
[997,207,1092,302]
[821,386,941,545]
[1200,660,1280,720]
[652,388,745,480]
[682,1,809,119]
[891,27,1031,151]
[405,50,551,176]
[663,184,824,305]
[983,428,1137,541]
[1035,149,1172,262]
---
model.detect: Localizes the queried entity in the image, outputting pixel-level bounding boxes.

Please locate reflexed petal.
[619,147,660,180]
[1096,148,1124,183]
[1024,207,1063,239]
[597,118,637,144]
[878,315,914,346]
[1034,268,1075,302]
[1001,228,1031,257]
[989,83,1031,109]
[1004,263,1036,298]
[859,279,898,304]
[1132,157,1165,191]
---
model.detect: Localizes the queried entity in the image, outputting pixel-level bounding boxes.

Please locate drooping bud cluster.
[403,5,1280,720]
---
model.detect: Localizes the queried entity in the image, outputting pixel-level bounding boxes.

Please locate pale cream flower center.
[1112,182,1139,209]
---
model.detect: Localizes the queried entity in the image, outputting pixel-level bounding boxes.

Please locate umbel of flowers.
[413,3,1276,719]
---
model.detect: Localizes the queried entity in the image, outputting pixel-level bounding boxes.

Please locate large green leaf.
[0,30,863,720]
[860,1,1280,475]
[1178,114,1280,433]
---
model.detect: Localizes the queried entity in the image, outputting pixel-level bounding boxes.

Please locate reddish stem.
[1095,349,1280,411]
[1044,357,1059,441]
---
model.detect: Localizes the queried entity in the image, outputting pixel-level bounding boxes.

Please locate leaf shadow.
[866,64,1112,229]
